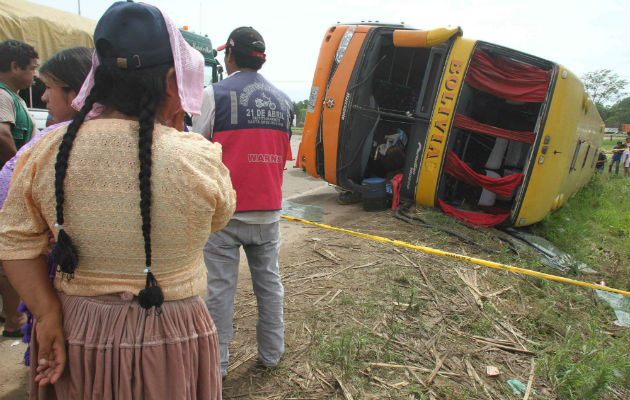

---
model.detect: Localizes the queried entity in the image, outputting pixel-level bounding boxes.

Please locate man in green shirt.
[0,40,39,167]
[0,39,38,338]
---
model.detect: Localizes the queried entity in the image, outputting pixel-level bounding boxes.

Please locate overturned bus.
[297,24,604,227]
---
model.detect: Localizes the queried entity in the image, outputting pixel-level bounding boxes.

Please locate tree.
[581,69,628,106]
[603,96,630,128]
[293,100,309,127]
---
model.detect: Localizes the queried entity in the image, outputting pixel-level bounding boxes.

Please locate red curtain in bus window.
[465,50,551,103]
[437,198,510,227]
[444,150,524,197]
[453,114,535,144]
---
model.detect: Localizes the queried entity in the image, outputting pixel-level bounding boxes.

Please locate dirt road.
[0,135,344,399]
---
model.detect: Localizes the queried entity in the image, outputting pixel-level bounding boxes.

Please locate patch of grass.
[393,274,412,286]
[531,173,630,289]
[340,293,355,305]
[462,315,492,335]
[407,385,426,399]
[358,298,384,320]
[433,385,473,399]
[539,323,630,400]
[315,327,368,377]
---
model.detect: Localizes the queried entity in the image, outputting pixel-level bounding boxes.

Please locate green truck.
[179,28,223,86]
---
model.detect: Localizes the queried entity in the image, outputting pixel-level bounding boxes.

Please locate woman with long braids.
[0,2,235,399]
[0,46,92,340]
[0,46,92,365]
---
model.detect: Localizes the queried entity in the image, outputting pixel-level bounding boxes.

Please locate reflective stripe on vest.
[0,81,34,150]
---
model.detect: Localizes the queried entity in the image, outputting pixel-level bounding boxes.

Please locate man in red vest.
[193,26,293,379]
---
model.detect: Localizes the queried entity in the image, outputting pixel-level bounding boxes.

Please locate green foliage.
[604,96,630,128]
[582,69,628,106]
[407,385,425,399]
[539,323,630,400]
[293,99,309,127]
[531,173,630,287]
[316,327,368,377]
[462,315,492,335]
[596,102,608,120]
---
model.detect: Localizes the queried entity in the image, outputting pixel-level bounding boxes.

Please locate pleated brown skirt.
[30,292,222,399]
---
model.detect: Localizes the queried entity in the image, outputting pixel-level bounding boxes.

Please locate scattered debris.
[465,358,498,399]
[577,263,597,273]
[334,374,354,400]
[596,289,630,327]
[523,359,537,400]
[486,365,500,376]
[506,379,527,395]
[282,200,323,222]
[501,228,580,273]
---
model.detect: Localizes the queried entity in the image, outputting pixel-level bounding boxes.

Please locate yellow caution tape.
[282,215,630,297]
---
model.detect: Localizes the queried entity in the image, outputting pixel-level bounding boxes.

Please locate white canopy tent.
[0,0,96,63]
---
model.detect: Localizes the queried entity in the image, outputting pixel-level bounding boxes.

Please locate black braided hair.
[136,88,163,310]
[51,90,99,279]
[52,64,172,310]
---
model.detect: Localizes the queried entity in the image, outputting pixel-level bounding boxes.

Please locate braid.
[136,90,164,310]
[51,91,98,279]
[49,63,171,309]
[138,93,156,268]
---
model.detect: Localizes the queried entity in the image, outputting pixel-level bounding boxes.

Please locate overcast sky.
[27,0,630,102]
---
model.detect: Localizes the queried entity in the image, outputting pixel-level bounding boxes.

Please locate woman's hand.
[33,310,66,386]
[3,256,66,386]
[46,231,55,253]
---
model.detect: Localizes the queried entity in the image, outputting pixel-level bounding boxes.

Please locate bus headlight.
[334,25,356,64]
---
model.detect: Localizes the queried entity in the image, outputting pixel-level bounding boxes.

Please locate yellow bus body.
[514,68,603,226]
[414,38,475,206]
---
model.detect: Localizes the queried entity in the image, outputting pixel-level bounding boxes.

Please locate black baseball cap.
[216,26,266,60]
[94,1,173,69]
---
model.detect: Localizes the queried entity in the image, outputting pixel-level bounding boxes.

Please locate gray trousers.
[203,219,284,376]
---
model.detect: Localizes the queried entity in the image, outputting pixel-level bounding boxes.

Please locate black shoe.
[2,328,24,338]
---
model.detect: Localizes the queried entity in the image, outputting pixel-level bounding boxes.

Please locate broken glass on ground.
[282,201,323,222]
[501,228,585,273]
[596,290,630,327]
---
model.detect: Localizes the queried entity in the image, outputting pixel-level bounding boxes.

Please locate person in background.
[39,48,93,126]
[0,2,235,398]
[193,26,293,379]
[622,145,630,177]
[608,141,623,174]
[0,40,39,166]
[595,151,607,174]
[0,39,39,338]
[0,47,92,363]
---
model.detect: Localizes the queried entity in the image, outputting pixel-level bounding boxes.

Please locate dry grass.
[222,206,629,399]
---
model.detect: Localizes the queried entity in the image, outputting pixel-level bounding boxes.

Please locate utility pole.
[77,0,81,15]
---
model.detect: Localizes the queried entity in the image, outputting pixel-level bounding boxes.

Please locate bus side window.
[569,140,584,172]
[581,144,591,169]
[415,46,446,118]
